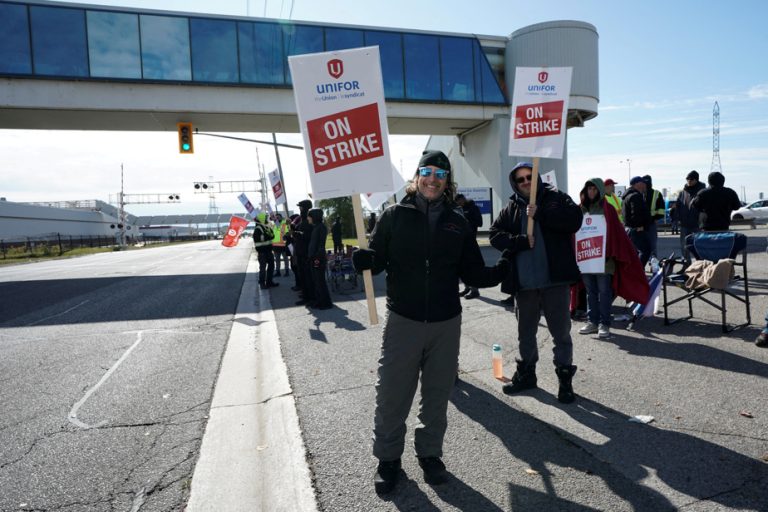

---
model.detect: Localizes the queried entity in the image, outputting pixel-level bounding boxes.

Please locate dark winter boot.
[555,365,578,404]
[502,360,537,395]
[373,458,401,494]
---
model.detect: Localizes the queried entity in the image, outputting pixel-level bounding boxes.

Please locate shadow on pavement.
[452,379,767,511]
[608,330,768,378]
[0,274,247,326]
[450,379,674,510]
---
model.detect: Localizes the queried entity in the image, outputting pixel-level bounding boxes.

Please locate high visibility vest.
[272,220,286,247]
[649,189,665,218]
[606,193,623,223]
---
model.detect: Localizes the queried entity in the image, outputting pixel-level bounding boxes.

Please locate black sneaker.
[374,459,401,494]
[464,290,480,299]
[756,332,768,347]
[418,457,448,485]
[458,288,470,297]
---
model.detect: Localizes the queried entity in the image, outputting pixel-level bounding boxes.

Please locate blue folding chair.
[662,232,751,332]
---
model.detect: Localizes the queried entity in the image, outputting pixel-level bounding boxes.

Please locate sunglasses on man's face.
[418,167,450,180]
[515,174,533,184]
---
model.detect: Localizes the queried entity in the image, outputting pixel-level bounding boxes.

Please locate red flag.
[222,216,249,247]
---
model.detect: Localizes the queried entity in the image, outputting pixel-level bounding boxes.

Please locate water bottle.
[650,256,660,274]
[492,344,503,379]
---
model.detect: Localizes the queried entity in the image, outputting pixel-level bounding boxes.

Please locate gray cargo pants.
[372,311,461,462]
[516,284,573,368]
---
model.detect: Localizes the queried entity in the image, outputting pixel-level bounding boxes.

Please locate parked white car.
[731,200,768,220]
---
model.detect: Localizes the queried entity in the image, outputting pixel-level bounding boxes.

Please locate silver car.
[731,200,768,220]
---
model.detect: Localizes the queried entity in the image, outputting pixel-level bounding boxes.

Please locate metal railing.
[0,233,213,260]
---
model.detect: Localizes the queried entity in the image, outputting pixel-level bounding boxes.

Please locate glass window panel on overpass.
[87,11,141,79]
[191,18,238,82]
[477,44,506,104]
[325,27,363,51]
[30,5,88,77]
[283,24,323,84]
[364,30,404,99]
[440,36,475,102]
[403,34,440,100]
[238,21,284,85]
[140,15,191,81]
[0,2,32,74]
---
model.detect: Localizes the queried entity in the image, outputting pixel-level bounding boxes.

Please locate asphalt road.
[0,241,252,512]
[271,230,768,511]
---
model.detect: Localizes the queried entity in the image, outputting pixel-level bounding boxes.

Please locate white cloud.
[748,84,768,99]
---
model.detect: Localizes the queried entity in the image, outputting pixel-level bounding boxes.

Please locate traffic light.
[177,122,194,154]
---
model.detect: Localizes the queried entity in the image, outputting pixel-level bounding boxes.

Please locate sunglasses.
[515,174,533,184]
[418,167,450,180]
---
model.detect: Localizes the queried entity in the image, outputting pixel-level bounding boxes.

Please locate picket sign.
[289,46,394,325]
[507,67,573,239]
[352,194,378,325]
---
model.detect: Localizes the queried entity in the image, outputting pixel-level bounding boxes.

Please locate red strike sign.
[307,103,384,173]
[513,100,564,139]
[272,181,283,198]
[576,235,604,262]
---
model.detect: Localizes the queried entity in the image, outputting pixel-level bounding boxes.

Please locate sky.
[3,0,768,216]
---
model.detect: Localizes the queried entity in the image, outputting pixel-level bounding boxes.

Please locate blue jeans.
[582,273,613,327]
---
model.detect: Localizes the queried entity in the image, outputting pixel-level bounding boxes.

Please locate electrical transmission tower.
[710,101,722,173]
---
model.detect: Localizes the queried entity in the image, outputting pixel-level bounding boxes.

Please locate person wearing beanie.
[675,170,707,264]
[691,171,741,231]
[352,149,512,494]
[306,207,332,310]
[622,176,652,266]
[642,174,666,260]
[489,162,583,404]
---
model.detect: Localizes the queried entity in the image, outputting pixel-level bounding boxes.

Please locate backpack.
[253,223,272,244]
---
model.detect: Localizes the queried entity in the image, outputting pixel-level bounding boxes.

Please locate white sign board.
[268,169,286,206]
[541,170,558,190]
[508,67,573,159]
[575,214,607,274]
[289,46,393,200]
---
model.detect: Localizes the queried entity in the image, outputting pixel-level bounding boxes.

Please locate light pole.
[620,159,631,184]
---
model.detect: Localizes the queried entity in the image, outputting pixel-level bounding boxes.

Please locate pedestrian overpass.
[0,0,599,214]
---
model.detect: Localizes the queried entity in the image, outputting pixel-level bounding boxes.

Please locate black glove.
[352,248,375,271]
[499,249,514,262]
[510,234,532,252]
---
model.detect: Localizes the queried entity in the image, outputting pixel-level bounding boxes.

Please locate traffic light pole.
[193,130,301,218]
[119,164,126,247]
[272,133,290,218]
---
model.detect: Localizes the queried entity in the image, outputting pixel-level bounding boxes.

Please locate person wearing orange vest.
[271,213,290,277]
[603,178,623,223]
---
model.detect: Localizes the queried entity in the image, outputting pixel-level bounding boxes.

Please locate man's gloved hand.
[509,234,532,252]
[352,248,376,271]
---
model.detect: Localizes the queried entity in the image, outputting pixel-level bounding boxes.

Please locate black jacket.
[489,182,582,295]
[676,181,706,230]
[622,188,651,229]
[368,194,508,322]
[331,221,342,242]
[294,216,313,258]
[461,200,483,235]
[691,172,741,231]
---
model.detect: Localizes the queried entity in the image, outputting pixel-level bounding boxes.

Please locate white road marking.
[68,331,144,429]
[26,300,90,326]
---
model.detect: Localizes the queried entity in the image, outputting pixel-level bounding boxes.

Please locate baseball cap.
[604,178,617,186]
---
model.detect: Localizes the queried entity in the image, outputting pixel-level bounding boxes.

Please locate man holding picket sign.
[491,67,585,404]
[354,149,513,493]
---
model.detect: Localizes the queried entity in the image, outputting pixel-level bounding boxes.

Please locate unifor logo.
[327,59,343,79]
[538,71,548,83]
[585,217,593,225]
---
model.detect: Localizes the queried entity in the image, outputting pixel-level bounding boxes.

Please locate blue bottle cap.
[492,344,502,351]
